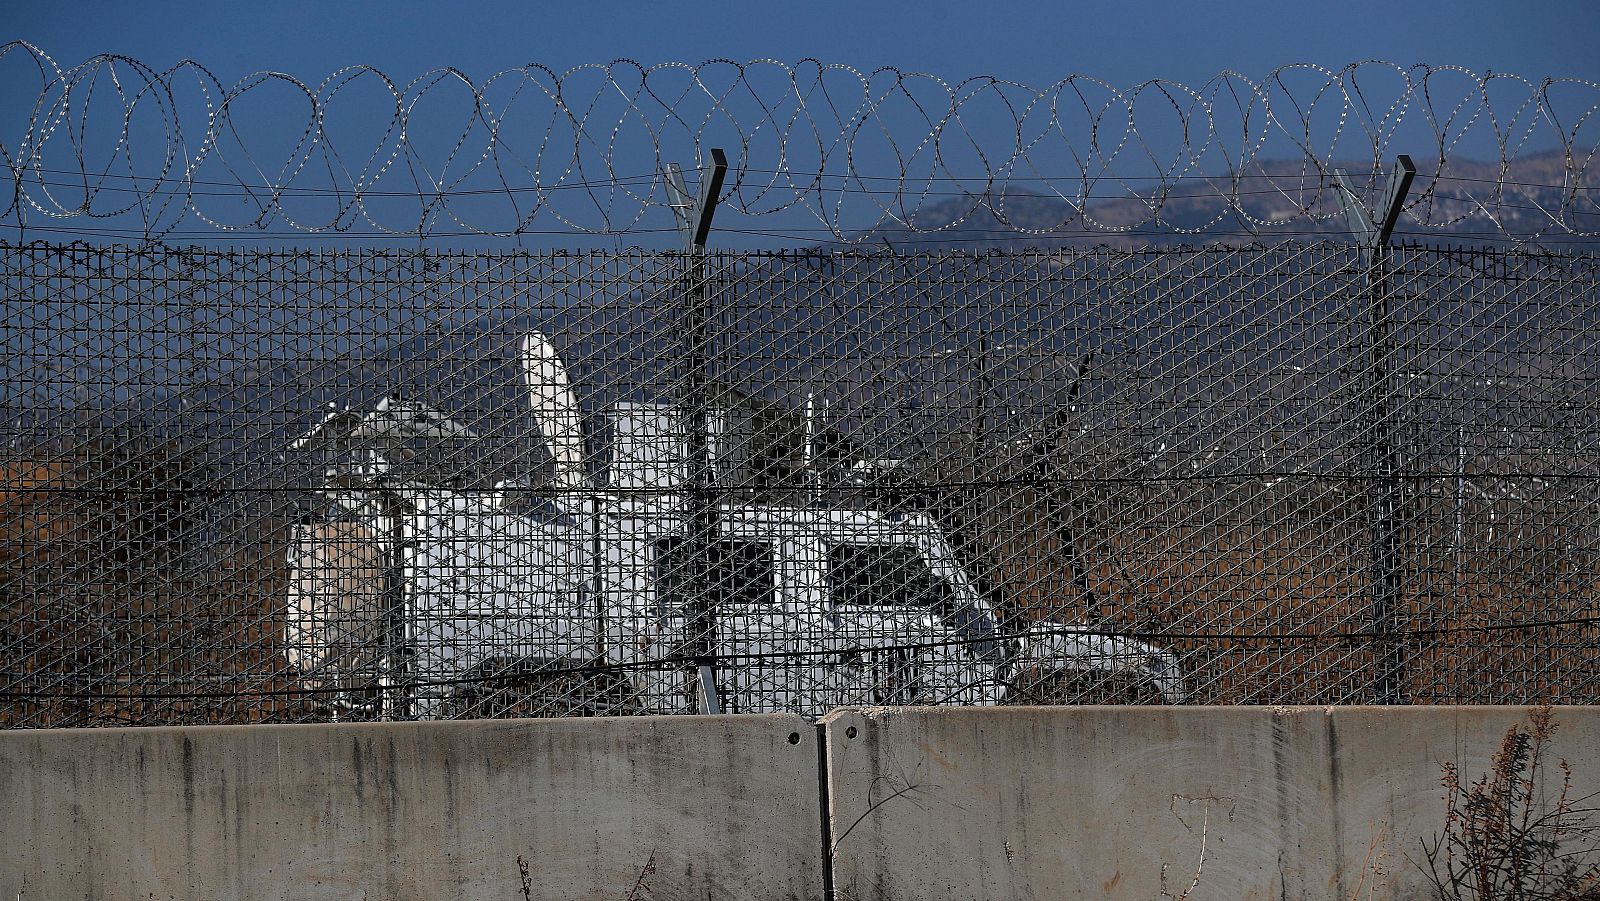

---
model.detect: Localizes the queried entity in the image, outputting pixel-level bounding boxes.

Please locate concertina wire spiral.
[2,42,1597,242]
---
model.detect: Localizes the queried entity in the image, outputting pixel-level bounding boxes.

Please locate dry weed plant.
[1421,707,1600,900]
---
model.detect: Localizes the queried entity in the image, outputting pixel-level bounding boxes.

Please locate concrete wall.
[5,707,1598,900]
[0,715,824,901]
[821,706,1600,900]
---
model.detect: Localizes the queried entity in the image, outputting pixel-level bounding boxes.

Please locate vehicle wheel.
[442,657,644,718]
[1003,667,1168,706]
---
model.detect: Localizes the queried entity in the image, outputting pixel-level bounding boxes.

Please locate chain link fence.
[2,240,1597,726]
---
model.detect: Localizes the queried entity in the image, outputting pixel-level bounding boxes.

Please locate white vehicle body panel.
[295,487,1181,717]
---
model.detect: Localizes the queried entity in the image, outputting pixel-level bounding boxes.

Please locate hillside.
[857,149,1596,250]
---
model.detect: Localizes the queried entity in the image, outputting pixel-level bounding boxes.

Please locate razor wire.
[2,44,1599,242]
[2,240,1599,728]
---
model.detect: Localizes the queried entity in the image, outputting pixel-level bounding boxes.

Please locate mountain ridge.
[852,148,1595,250]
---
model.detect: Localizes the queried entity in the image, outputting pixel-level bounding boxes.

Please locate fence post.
[1334,155,1416,705]
[664,149,729,714]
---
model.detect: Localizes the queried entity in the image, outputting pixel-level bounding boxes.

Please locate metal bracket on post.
[663,148,729,715]
[1334,155,1415,705]
[664,147,728,252]
[1334,155,1416,256]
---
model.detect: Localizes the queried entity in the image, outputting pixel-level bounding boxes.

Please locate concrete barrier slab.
[1,715,823,901]
[820,706,1600,900]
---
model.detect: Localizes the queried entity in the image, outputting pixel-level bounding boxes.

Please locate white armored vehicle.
[284,333,1184,718]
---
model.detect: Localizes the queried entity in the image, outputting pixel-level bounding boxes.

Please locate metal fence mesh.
[3,241,1597,726]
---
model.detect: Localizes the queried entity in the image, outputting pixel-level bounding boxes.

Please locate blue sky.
[6,1,1599,248]
[12,0,1600,86]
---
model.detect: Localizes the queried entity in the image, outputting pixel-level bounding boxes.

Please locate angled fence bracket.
[664,148,728,253]
[1334,154,1416,258]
